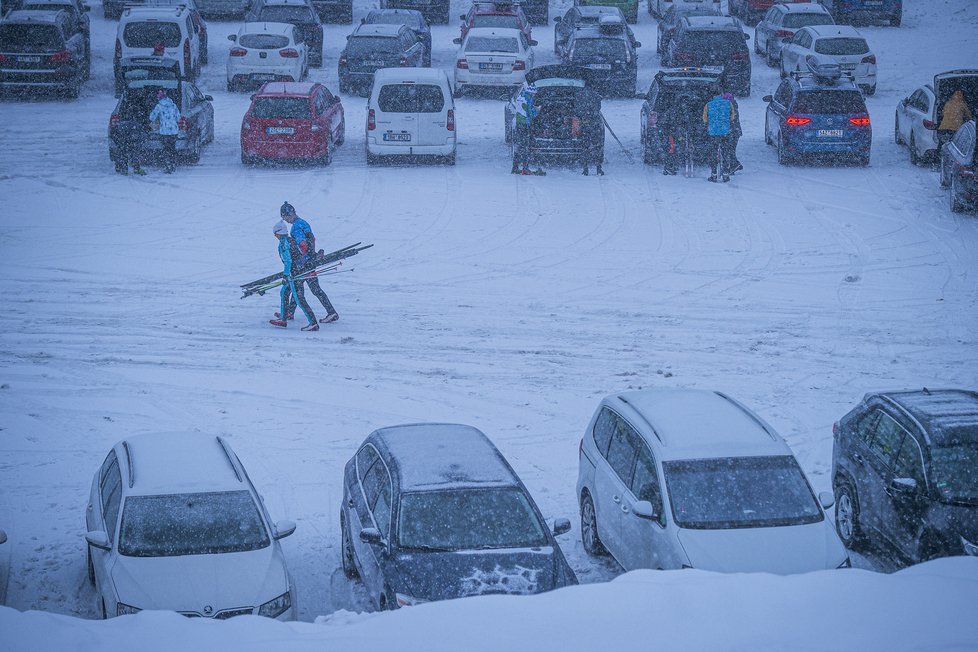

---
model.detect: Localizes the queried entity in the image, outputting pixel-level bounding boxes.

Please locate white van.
[366,68,456,165]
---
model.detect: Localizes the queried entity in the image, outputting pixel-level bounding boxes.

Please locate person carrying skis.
[579,88,604,176]
[702,92,736,182]
[725,92,744,174]
[512,84,542,175]
[278,201,339,324]
[149,89,179,173]
[269,220,319,331]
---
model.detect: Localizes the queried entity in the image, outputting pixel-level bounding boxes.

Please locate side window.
[100,460,122,540]
[372,478,392,537]
[868,413,905,464]
[592,408,616,458]
[361,457,387,509]
[921,92,932,113]
[764,8,777,24]
[520,32,529,50]
[854,410,881,446]
[605,417,638,484]
[99,451,118,487]
[774,81,791,107]
[631,444,663,519]
[356,445,380,484]
[892,435,925,487]
[907,90,922,109]
[185,17,193,40]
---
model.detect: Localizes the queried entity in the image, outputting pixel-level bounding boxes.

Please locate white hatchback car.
[227,22,308,91]
[85,433,297,620]
[895,70,978,166]
[453,27,536,96]
[779,24,876,95]
[576,389,849,574]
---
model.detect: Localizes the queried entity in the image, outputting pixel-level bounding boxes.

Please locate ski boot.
[301,322,319,332]
[596,165,604,176]
[274,312,295,321]
[269,319,288,328]
[319,313,339,324]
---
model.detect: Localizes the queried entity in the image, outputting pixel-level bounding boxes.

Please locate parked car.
[85,433,297,620]
[227,22,307,91]
[246,0,322,67]
[516,0,548,25]
[640,66,723,164]
[341,423,577,609]
[730,0,809,24]
[779,24,875,95]
[338,23,425,96]
[833,389,978,563]
[366,67,456,164]
[554,5,636,59]
[459,1,531,44]
[381,0,449,26]
[114,4,205,95]
[141,0,208,65]
[764,60,871,165]
[110,56,215,165]
[454,27,535,96]
[657,2,722,55]
[310,0,351,24]
[578,389,849,573]
[896,71,978,166]
[0,9,88,97]
[818,0,902,27]
[363,8,431,66]
[561,16,640,97]
[754,1,833,67]
[4,0,90,72]
[940,121,977,213]
[649,0,720,19]
[241,81,344,165]
[665,14,751,97]
[577,0,638,24]
[194,0,251,19]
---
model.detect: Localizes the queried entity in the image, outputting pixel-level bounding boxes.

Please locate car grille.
[179,606,254,619]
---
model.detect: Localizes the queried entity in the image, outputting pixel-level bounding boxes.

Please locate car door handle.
[347,499,354,509]
[620,504,630,514]
[853,452,865,465]
[612,494,621,504]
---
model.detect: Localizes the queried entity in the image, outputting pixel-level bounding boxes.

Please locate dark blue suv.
[832,389,978,566]
[819,0,902,27]
[763,62,871,165]
[341,423,577,610]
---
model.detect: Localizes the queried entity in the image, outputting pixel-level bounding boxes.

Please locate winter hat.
[273,220,289,236]
[280,201,296,217]
[722,92,733,101]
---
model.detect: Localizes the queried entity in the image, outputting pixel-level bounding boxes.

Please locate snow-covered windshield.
[663,456,823,529]
[239,34,290,49]
[792,91,866,114]
[347,36,400,56]
[0,24,62,51]
[572,38,626,60]
[814,37,869,55]
[251,97,311,119]
[930,442,978,503]
[472,15,519,29]
[377,84,445,113]
[783,13,833,29]
[466,36,518,53]
[119,491,270,557]
[258,6,315,23]
[398,488,548,550]
[123,22,182,48]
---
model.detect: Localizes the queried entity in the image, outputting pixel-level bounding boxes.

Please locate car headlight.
[395,592,428,607]
[838,557,852,569]
[116,602,141,616]
[962,536,978,557]
[258,591,292,618]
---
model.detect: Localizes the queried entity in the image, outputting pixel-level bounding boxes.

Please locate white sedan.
[453,27,536,97]
[226,22,308,92]
[779,24,877,95]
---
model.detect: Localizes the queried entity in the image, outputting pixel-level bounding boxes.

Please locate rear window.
[347,36,400,56]
[258,6,315,23]
[123,21,182,48]
[783,13,833,29]
[681,31,745,55]
[572,38,626,59]
[471,15,519,29]
[465,36,517,53]
[792,90,866,114]
[0,24,63,51]
[239,33,290,49]
[377,83,445,113]
[367,13,420,28]
[814,37,868,55]
[251,96,311,118]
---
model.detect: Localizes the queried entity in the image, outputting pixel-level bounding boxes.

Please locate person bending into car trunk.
[269,220,318,331]
[149,89,179,174]
[277,202,339,325]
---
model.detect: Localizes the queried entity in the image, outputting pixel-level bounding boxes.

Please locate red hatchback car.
[240,81,344,165]
[459,2,531,43]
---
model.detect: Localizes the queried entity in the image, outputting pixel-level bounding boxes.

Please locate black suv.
[4,0,90,72]
[0,9,88,97]
[639,66,722,164]
[561,17,640,97]
[833,389,978,565]
[664,14,752,97]
[246,0,323,66]
[338,23,425,95]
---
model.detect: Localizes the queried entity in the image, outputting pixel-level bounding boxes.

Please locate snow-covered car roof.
[352,22,406,38]
[255,80,318,96]
[525,64,588,85]
[777,2,831,13]
[116,432,250,496]
[803,24,865,39]
[2,9,63,23]
[875,389,978,446]
[463,26,524,42]
[373,67,449,84]
[238,21,296,36]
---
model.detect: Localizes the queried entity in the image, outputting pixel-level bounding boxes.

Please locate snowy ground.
[1,0,977,638]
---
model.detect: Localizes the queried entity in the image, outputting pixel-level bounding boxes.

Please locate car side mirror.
[0,530,7,545]
[460,14,466,20]
[453,37,461,44]
[901,97,908,106]
[529,39,538,47]
[85,530,111,551]
[762,94,773,103]
[744,33,750,40]
[553,17,560,23]
[274,520,296,540]
[634,41,642,48]
[632,500,659,520]
[818,491,835,510]
[228,34,236,41]
[360,527,385,545]
[552,518,571,536]
[346,34,350,39]
[332,95,341,104]
[204,94,213,101]
[890,477,918,495]
[250,94,256,100]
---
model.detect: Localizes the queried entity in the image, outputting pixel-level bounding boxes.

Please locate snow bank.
[3,558,977,651]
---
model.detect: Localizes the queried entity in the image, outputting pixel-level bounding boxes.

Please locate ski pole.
[601,113,634,163]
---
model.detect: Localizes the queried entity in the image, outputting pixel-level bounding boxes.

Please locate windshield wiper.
[410,544,454,552]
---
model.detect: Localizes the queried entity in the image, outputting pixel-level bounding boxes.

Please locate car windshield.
[663,456,824,529]
[377,83,445,113]
[814,37,868,55]
[251,97,311,118]
[0,24,62,51]
[572,38,626,59]
[239,33,291,49]
[466,36,517,53]
[793,90,866,114]
[783,13,833,29]
[258,6,315,23]
[930,441,978,503]
[124,21,182,48]
[347,36,400,56]
[472,15,519,29]
[118,490,270,557]
[398,488,548,550]
[681,32,745,56]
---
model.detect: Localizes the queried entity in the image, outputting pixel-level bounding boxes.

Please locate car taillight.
[922,119,935,130]
[49,50,71,63]
[339,55,347,67]
[178,115,189,131]
[447,108,455,131]
[570,116,581,138]
[647,110,658,128]
[785,115,811,126]
[0,53,6,62]
[456,58,468,69]
[279,48,299,58]
[861,54,876,65]
[775,30,794,38]
[731,51,749,61]
[849,116,871,126]
[513,59,525,71]
[674,51,693,62]
[183,39,190,71]
[399,56,409,67]
[110,113,120,129]
[114,38,121,64]
[367,108,375,131]
[961,168,977,178]
[230,47,247,57]
[832,421,839,436]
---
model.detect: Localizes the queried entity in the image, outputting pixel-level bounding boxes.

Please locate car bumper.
[0,68,78,89]
[455,69,526,88]
[228,69,301,85]
[366,137,455,156]
[785,132,871,155]
[529,137,586,160]
[242,138,328,160]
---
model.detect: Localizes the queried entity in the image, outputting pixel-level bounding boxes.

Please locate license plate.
[365,60,384,67]
[817,129,844,137]
[252,73,275,80]
[384,132,411,142]
[586,63,612,70]
[267,126,294,135]
[478,62,503,71]
[19,56,41,63]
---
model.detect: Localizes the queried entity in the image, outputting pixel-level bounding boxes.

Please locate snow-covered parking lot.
[1,0,978,646]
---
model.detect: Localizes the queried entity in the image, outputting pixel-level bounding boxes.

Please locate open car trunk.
[935,70,978,128]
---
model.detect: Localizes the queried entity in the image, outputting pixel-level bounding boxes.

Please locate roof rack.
[789,55,853,85]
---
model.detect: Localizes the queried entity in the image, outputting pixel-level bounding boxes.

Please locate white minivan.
[366,68,457,165]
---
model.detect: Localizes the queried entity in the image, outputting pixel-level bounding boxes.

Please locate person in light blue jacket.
[269,220,318,331]
[702,93,736,182]
[149,89,180,173]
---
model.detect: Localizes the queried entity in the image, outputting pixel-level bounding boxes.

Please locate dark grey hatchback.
[341,423,577,609]
[832,388,978,565]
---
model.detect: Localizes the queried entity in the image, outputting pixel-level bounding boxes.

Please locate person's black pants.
[160,135,177,172]
[709,135,733,176]
[284,274,335,318]
[513,122,531,170]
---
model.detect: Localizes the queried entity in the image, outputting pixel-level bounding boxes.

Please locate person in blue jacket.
[702,93,736,182]
[277,202,339,324]
[149,88,180,173]
[269,220,318,331]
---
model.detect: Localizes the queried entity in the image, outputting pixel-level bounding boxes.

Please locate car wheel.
[336,120,345,146]
[940,156,951,188]
[950,175,965,213]
[241,151,253,165]
[366,151,379,166]
[87,546,96,586]
[65,79,80,100]
[779,57,787,79]
[453,85,463,99]
[504,121,512,145]
[834,481,864,550]
[186,134,201,164]
[340,513,359,579]
[580,493,607,556]
[917,533,943,562]
[99,597,108,620]
[754,33,761,55]
[766,43,777,68]
[777,132,792,165]
[891,13,902,27]
[764,114,772,145]
[893,112,903,145]
[445,151,456,165]
[320,142,332,166]
[909,133,920,166]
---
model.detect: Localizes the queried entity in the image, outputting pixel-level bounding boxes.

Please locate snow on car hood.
[395,548,557,602]
[109,544,289,614]
[676,520,847,574]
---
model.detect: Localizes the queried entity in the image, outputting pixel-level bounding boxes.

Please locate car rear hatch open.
[934,70,978,129]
